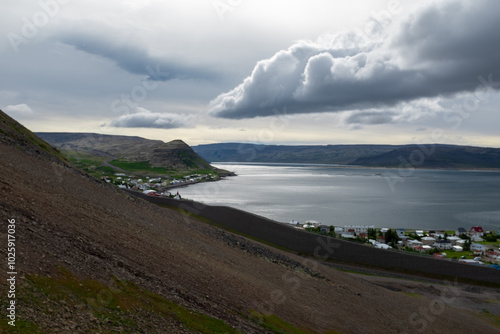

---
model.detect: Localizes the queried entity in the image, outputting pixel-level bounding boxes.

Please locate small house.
[447,236,461,245]
[407,240,423,248]
[434,239,452,250]
[380,228,390,234]
[456,227,466,236]
[421,236,436,245]
[471,235,484,242]
[320,225,330,234]
[470,243,488,254]
[396,228,405,238]
[469,226,485,237]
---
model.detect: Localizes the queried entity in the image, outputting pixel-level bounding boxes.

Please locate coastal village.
[288,220,500,267]
[101,172,217,198]
[102,173,500,268]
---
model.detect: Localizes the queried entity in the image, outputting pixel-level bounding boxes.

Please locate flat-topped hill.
[38,132,213,171]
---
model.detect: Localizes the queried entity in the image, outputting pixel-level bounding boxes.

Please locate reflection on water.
[178,163,500,230]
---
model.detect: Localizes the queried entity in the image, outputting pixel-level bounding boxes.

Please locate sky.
[1,0,500,147]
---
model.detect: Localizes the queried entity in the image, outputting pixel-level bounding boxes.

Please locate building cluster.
[101,173,216,195]
[287,220,500,264]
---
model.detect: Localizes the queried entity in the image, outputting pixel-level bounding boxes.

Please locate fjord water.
[178,163,500,231]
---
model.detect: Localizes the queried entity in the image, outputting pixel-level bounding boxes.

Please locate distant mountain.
[193,142,500,169]
[38,132,215,172]
[193,143,400,165]
[352,144,500,169]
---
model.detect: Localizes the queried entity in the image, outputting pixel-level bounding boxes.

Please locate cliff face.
[149,139,212,170]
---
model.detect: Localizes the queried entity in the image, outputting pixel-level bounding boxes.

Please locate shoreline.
[211,161,500,172]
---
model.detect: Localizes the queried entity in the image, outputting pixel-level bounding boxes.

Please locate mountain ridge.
[193,142,500,169]
[37,132,216,172]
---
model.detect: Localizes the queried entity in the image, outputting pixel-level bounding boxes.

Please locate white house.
[447,236,461,245]
[407,240,423,248]
[470,243,488,254]
[469,226,485,237]
[421,237,436,245]
[396,229,405,238]
[471,235,484,242]
[415,230,424,237]
[456,227,467,236]
[342,225,374,234]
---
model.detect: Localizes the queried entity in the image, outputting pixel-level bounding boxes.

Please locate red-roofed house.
[469,226,484,237]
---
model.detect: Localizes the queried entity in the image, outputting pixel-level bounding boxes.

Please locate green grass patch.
[109,160,170,174]
[249,310,316,334]
[479,309,500,329]
[402,292,424,299]
[20,267,241,333]
[0,319,43,334]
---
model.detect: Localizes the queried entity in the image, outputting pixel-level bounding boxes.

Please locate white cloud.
[4,104,34,116]
[109,107,195,129]
[209,0,500,120]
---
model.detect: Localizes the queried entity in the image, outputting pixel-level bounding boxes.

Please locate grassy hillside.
[0,111,66,162]
[37,132,233,179]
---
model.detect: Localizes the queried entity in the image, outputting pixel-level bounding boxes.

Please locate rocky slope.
[0,110,498,333]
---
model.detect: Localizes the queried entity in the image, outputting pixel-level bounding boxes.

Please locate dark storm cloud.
[209,0,500,119]
[58,30,216,81]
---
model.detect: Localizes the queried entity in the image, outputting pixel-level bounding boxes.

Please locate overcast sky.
[1,0,499,147]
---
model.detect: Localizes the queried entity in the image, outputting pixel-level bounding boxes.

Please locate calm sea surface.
[177,163,500,231]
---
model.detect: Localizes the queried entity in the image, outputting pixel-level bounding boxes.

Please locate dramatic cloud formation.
[209,0,500,119]
[109,107,195,129]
